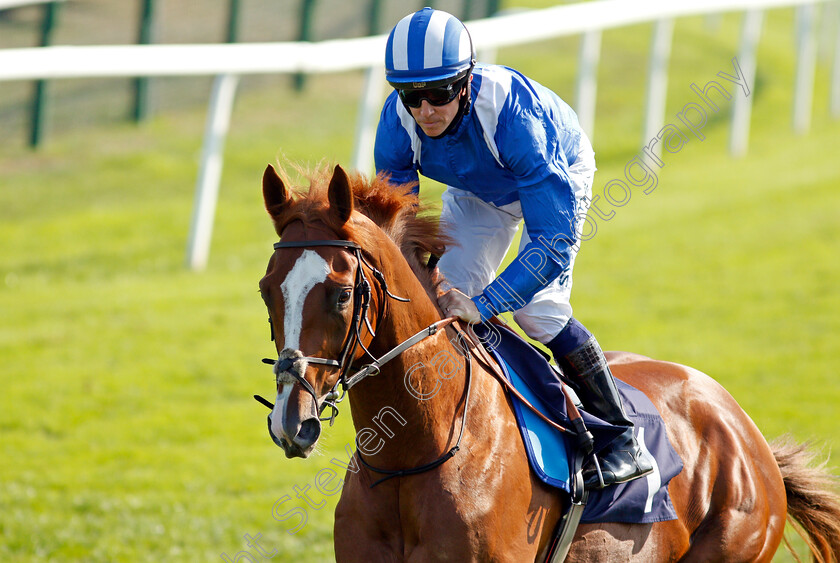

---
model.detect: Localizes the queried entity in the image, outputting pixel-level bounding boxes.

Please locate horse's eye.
[337,288,352,305]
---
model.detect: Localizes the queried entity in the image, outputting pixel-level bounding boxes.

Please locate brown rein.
[460,323,593,446]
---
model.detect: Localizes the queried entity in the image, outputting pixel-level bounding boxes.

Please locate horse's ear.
[328,164,354,225]
[262,164,289,216]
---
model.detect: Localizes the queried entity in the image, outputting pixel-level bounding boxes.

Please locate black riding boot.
[549,324,653,489]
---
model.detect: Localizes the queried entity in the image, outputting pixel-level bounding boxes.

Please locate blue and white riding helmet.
[384,7,475,90]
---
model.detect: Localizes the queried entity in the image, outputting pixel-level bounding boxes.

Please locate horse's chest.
[336,466,529,561]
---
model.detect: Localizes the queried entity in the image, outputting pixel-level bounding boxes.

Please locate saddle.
[460,321,683,562]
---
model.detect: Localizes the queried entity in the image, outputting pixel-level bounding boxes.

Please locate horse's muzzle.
[267,411,321,458]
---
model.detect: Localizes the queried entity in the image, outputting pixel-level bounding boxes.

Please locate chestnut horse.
[258,163,840,562]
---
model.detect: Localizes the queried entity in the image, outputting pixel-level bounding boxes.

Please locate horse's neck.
[347,246,469,467]
[348,334,469,468]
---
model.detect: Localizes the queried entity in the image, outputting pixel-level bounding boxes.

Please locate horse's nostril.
[297,418,321,445]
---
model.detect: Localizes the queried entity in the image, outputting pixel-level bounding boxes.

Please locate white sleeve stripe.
[396,102,422,167]
[473,67,512,168]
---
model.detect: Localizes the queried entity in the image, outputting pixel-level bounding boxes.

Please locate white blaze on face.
[272,249,330,428]
[281,249,330,350]
[271,384,293,439]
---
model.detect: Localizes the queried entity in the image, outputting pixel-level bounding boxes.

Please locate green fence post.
[368,0,381,35]
[29,1,60,148]
[463,0,473,20]
[294,0,316,91]
[226,0,240,43]
[132,0,156,122]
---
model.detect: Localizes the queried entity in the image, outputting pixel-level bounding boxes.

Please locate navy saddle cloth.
[472,322,683,524]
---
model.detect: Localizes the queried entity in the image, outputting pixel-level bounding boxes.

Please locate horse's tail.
[772,436,840,563]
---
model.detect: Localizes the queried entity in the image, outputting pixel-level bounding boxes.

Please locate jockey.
[374,7,652,489]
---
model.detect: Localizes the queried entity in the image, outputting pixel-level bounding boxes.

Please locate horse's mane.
[270,165,451,297]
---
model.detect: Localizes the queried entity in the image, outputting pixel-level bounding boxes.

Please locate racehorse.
[257,163,840,562]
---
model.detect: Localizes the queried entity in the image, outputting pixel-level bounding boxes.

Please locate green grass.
[2,5,839,562]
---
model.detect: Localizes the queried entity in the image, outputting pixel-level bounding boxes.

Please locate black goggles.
[398,77,467,109]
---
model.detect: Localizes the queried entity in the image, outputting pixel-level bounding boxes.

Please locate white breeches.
[437,143,596,344]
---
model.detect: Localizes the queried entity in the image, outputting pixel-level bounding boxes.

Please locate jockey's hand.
[438,288,481,324]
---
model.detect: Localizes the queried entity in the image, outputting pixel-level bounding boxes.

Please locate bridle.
[254,236,473,486]
[255,238,415,425]
[254,235,598,491]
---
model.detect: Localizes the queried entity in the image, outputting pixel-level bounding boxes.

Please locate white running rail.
[0,0,836,269]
